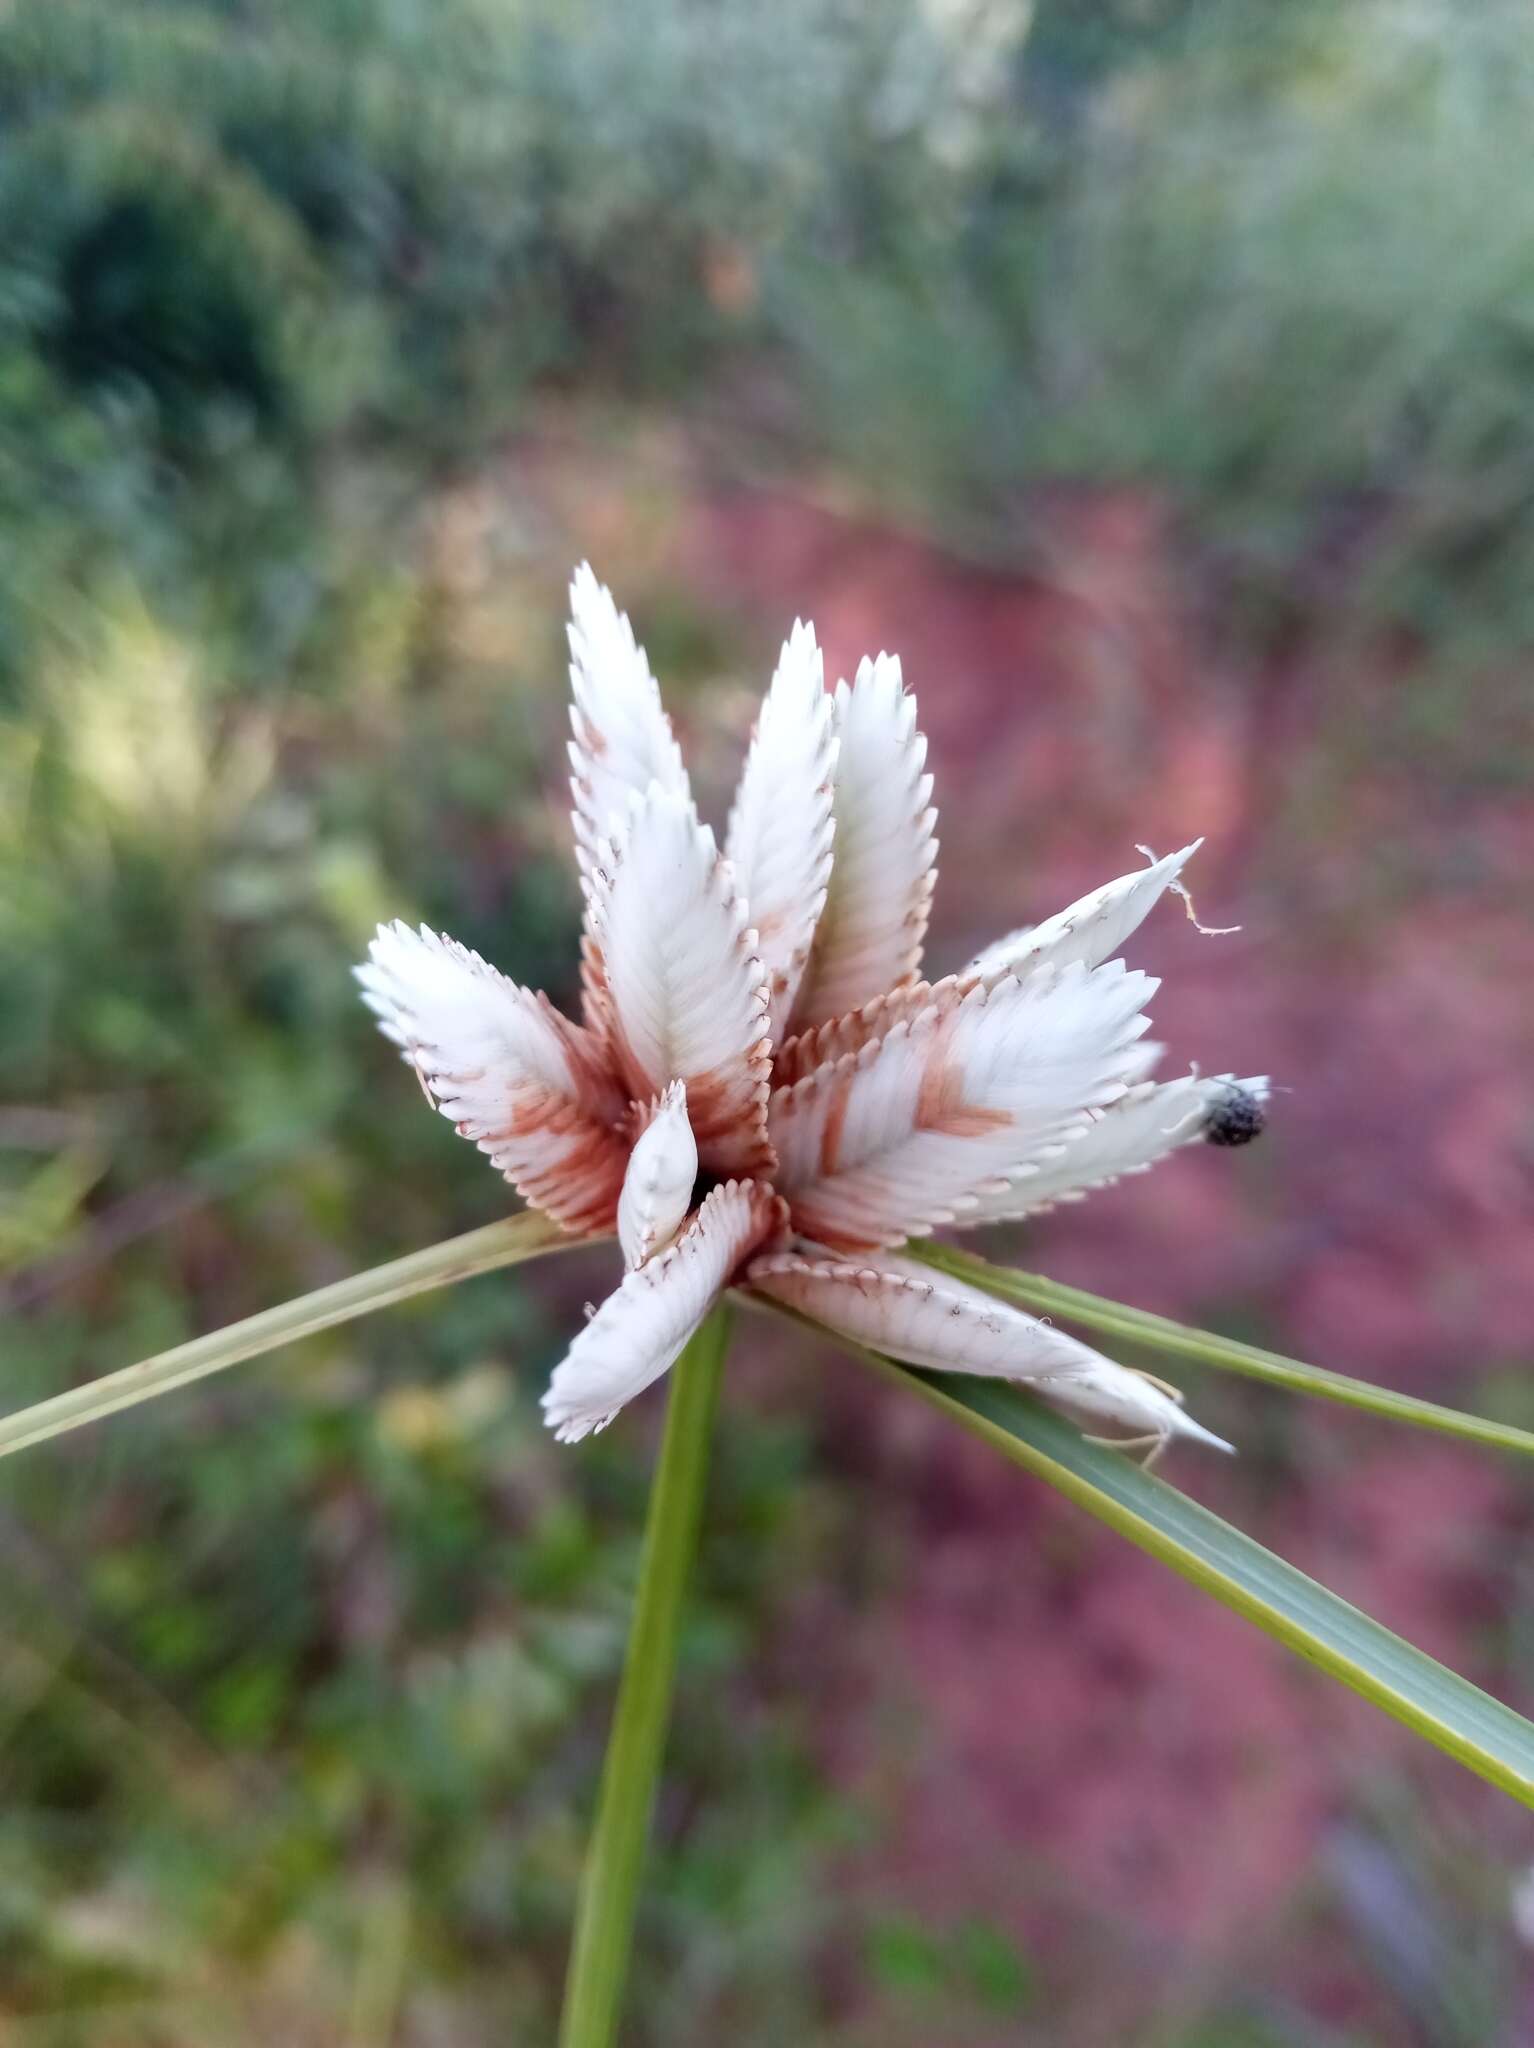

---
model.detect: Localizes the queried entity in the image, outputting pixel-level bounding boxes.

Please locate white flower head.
[357,566,1267,1453]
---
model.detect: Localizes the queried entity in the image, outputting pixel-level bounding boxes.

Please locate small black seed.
[1204,1084,1267,1148]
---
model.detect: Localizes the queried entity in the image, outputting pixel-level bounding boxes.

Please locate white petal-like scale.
[969,1072,1271,1223]
[543,1180,786,1442]
[774,977,1165,1095]
[724,620,838,1042]
[770,960,1156,1251]
[967,841,1202,981]
[788,654,938,1034]
[356,922,628,1234]
[588,786,774,1179]
[617,1081,699,1269]
[748,1251,1232,1455]
[749,1248,1077,1374]
[1033,1364,1234,1455]
[567,563,692,883]
[772,976,963,1090]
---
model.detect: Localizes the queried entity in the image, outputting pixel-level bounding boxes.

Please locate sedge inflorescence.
[358,567,1265,1454]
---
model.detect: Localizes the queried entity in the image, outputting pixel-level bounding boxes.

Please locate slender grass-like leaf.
[913,1242,1534,1459]
[830,1330,1534,1807]
[558,1307,729,2048]
[0,1211,580,1459]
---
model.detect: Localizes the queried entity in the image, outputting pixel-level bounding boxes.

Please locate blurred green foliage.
[8,0,1534,687]
[3,0,1532,2038]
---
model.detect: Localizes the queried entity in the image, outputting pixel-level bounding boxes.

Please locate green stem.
[0,1211,576,1459]
[558,1307,730,2048]
[854,1345,1534,1807]
[752,1293,1534,1806]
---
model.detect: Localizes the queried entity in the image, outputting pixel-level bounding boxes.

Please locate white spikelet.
[770,959,1157,1250]
[747,1250,1232,1456]
[567,563,692,882]
[1033,1360,1235,1457]
[967,841,1203,981]
[725,620,838,1042]
[587,784,774,1180]
[618,1081,699,1269]
[790,653,938,1033]
[354,921,628,1234]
